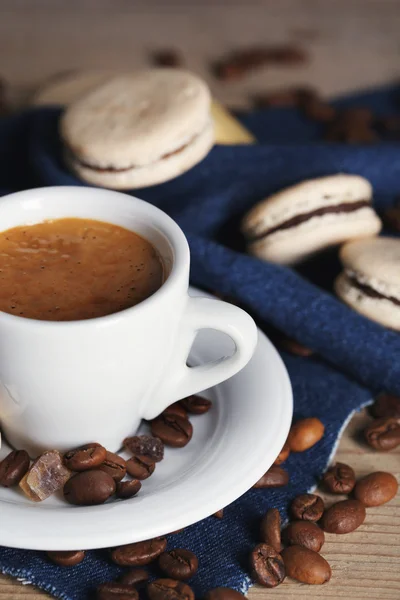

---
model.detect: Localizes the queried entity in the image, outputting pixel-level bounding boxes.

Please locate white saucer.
[0,288,292,551]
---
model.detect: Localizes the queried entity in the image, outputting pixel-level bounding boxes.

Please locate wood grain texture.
[0,1,399,598]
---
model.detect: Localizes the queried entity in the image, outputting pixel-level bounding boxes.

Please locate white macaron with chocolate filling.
[335,237,400,330]
[241,174,382,265]
[60,69,214,189]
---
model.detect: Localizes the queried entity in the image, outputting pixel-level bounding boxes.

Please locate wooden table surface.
[0,1,399,598]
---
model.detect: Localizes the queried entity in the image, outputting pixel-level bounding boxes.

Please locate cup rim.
[0,186,189,329]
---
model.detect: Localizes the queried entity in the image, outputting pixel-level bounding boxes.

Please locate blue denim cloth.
[0,85,399,599]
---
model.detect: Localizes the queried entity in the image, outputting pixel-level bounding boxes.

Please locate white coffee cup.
[0,186,257,456]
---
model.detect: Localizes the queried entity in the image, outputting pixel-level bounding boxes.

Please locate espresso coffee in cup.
[0,217,164,321]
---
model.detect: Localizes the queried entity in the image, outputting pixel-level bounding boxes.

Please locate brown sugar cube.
[20,450,71,501]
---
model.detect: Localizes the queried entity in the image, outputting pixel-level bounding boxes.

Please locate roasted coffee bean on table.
[151,49,183,68]
[147,578,194,600]
[180,395,212,414]
[322,462,356,494]
[288,417,325,452]
[126,455,155,480]
[273,441,290,465]
[111,538,167,566]
[116,479,142,500]
[151,414,193,448]
[98,452,127,482]
[320,499,366,534]
[281,545,331,584]
[353,471,398,507]
[213,509,224,519]
[290,494,324,521]
[124,435,164,462]
[253,466,289,488]
[119,568,149,586]
[97,582,138,600]
[259,508,282,552]
[0,449,30,487]
[64,470,116,505]
[284,521,325,553]
[301,98,336,123]
[364,417,400,451]
[250,543,285,588]
[63,443,107,471]
[159,549,198,580]
[204,589,245,600]
[163,402,188,419]
[278,336,314,357]
[46,550,85,567]
[383,207,400,233]
[370,393,400,418]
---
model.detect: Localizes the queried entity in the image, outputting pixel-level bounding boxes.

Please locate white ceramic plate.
[0,288,292,551]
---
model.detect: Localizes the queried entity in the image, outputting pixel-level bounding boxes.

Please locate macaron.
[60,69,214,189]
[241,174,382,265]
[335,237,400,330]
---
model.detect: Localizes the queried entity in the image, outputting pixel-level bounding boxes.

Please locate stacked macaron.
[59,69,214,189]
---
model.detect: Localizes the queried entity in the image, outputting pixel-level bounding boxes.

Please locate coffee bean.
[151,50,183,68]
[288,418,324,452]
[64,470,116,505]
[383,208,400,233]
[278,336,314,357]
[0,450,30,487]
[180,395,212,415]
[253,466,289,488]
[163,402,188,419]
[98,452,127,482]
[259,508,281,552]
[284,521,325,553]
[151,414,193,448]
[320,499,366,534]
[370,393,400,418]
[116,479,142,499]
[252,87,312,109]
[302,99,336,123]
[97,582,138,600]
[281,545,331,584]
[213,509,224,519]
[364,417,400,451]
[64,443,106,471]
[322,462,356,494]
[354,471,398,507]
[46,550,85,566]
[126,455,155,480]
[147,579,194,600]
[291,494,324,521]
[159,549,198,580]
[119,568,149,586]
[250,543,285,588]
[124,435,164,462]
[204,589,245,600]
[273,441,290,465]
[111,538,167,566]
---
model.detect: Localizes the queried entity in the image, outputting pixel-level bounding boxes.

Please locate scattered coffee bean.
[119,568,149,586]
[252,86,315,109]
[98,452,127,482]
[370,393,400,418]
[111,538,167,566]
[320,499,366,534]
[147,578,194,600]
[63,443,107,472]
[151,49,183,68]
[278,336,314,357]
[324,109,378,143]
[253,466,289,488]
[364,417,400,451]
[116,479,142,499]
[322,462,356,494]
[273,441,290,465]
[180,395,212,415]
[282,545,331,584]
[383,207,400,232]
[0,450,30,487]
[284,521,325,553]
[302,99,336,123]
[46,550,85,567]
[204,589,245,600]
[151,414,193,448]
[378,115,400,139]
[288,418,325,452]
[126,455,155,480]
[64,470,116,505]
[259,509,281,552]
[291,494,324,521]
[124,435,164,462]
[97,582,138,600]
[250,543,285,588]
[213,509,224,519]
[354,471,398,507]
[159,549,198,580]
[164,402,188,419]
[267,45,308,65]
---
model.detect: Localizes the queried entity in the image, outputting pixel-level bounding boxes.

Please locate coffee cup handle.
[143,296,258,419]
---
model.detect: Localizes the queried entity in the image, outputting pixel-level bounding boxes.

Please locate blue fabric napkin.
[0,85,400,600]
